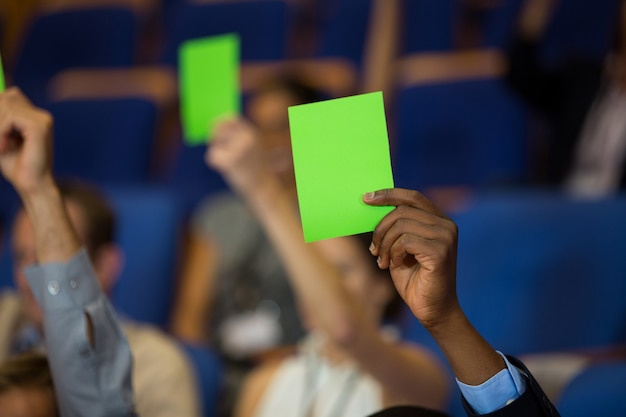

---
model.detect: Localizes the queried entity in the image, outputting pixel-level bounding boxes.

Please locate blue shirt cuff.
[456,351,527,414]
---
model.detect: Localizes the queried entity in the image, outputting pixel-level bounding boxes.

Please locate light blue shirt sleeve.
[456,351,527,414]
[25,248,138,417]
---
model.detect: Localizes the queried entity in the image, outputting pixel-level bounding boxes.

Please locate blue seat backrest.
[451,192,626,355]
[161,0,289,66]
[557,361,626,417]
[179,343,223,417]
[14,7,137,105]
[393,78,529,190]
[47,98,158,184]
[104,185,183,327]
[401,0,457,54]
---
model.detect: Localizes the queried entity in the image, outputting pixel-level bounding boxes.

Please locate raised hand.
[205,117,273,196]
[0,88,54,196]
[363,188,460,329]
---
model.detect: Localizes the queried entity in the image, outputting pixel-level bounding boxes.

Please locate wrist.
[239,170,283,204]
[421,303,468,337]
[19,175,59,211]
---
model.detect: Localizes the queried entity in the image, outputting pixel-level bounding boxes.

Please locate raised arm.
[206,118,449,410]
[364,188,505,385]
[365,189,561,416]
[0,88,136,417]
[0,88,77,263]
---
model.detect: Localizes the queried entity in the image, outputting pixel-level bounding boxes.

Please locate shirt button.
[70,279,79,289]
[48,280,61,295]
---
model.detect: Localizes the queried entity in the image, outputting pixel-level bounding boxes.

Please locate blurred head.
[313,232,403,324]
[11,181,123,327]
[0,352,58,417]
[246,75,321,185]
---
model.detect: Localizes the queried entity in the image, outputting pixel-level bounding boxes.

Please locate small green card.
[0,52,5,92]
[288,91,395,243]
[179,33,239,145]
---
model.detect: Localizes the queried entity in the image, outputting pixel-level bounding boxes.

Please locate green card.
[179,33,239,145]
[0,52,5,92]
[288,91,395,243]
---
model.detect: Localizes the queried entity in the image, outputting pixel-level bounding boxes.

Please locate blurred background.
[0,0,625,416]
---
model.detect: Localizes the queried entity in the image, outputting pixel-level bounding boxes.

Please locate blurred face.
[246,88,298,181]
[0,387,57,417]
[314,236,393,322]
[11,202,87,327]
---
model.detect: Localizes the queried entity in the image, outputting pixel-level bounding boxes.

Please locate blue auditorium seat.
[161,0,289,65]
[457,192,626,355]
[393,78,529,190]
[162,143,228,218]
[539,0,621,68]
[47,98,158,184]
[481,0,525,49]
[316,0,373,70]
[557,361,626,417]
[0,182,19,290]
[14,7,138,105]
[104,185,183,327]
[401,0,457,54]
[180,343,223,417]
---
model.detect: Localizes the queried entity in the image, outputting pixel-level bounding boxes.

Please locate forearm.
[427,307,506,386]
[242,174,367,345]
[19,176,80,263]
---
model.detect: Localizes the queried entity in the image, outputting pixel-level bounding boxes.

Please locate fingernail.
[369,242,376,254]
[376,256,382,268]
[363,192,375,200]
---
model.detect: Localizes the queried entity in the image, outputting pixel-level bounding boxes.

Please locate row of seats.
[1,0,619,215]
[24,76,528,215]
[6,0,620,104]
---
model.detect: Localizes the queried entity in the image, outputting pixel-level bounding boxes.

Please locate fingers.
[210,116,243,144]
[363,188,447,218]
[0,87,52,148]
[373,206,457,269]
[364,188,454,261]
[387,232,451,272]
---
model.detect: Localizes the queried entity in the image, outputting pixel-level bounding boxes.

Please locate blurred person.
[207,114,563,416]
[507,0,626,196]
[171,75,322,415]
[363,188,561,417]
[0,351,58,417]
[1,182,201,414]
[0,86,136,416]
[206,118,451,417]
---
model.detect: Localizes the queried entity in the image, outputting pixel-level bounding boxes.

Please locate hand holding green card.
[288,91,395,243]
[179,33,240,145]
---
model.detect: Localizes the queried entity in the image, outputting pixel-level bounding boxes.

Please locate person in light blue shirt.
[0,87,137,417]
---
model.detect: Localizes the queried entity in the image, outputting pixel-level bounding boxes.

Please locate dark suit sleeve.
[462,356,561,417]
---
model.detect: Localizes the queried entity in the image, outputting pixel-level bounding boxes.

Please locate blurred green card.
[179,33,239,145]
[0,52,5,91]
[288,91,395,243]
